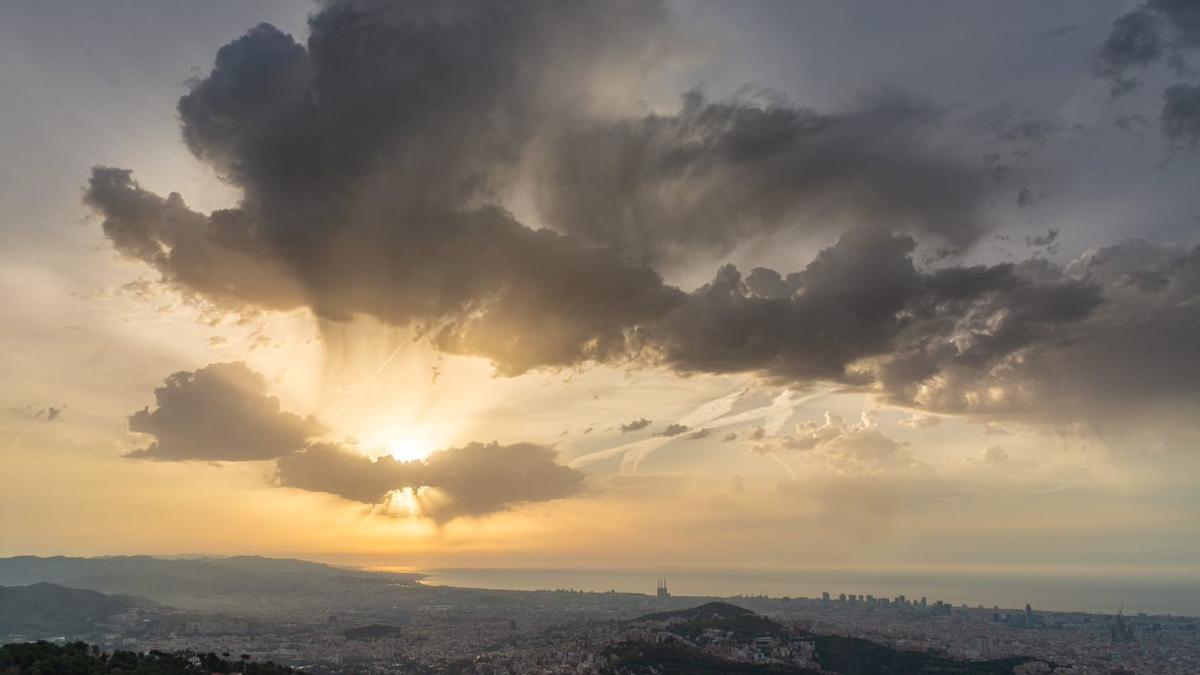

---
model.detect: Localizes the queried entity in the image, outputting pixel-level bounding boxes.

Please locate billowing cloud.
[534,90,995,265]
[276,441,584,522]
[84,0,687,375]
[82,0,1200,432]
[128,363,583,518]
[126,361,323,461]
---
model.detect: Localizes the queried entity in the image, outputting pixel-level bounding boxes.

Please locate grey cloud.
[901,240,1200,424]
[82,1,1200,431]
[85,1,685,376]
[618,418,652,433]
[275,441,584,521]
[721,433,738,443]
[658,423,689,437]
[1162,84,1200,149]
[1025,228,1059,247]
[1095,8,1165,95]
[535,91,995,265]
[1095,1,1200,95]
[684,428,711,441]
[126,362,323,461]
[645,226,924,382]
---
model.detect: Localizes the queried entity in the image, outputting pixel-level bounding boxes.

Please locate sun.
[385,431,437,463]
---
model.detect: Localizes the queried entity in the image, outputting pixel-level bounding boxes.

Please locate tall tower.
[1111,606,1135,643]
[657,578,670,598]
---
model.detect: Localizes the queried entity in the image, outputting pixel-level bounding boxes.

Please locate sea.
[412,567,1200,617]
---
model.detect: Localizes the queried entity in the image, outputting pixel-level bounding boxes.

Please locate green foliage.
[633,602,787,641]
[812,634,1041,674]
[606,639,819,674]
[0,641,295,675]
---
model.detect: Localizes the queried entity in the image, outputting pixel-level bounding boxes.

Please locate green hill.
[0,583,150,638]
[622,602,1053,675]
[0,641,294,675]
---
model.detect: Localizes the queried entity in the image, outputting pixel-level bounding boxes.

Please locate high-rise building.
[821,592,830,605]
[1024,603,1035,627]
[656,579,670,599]
[1111,608,1135,643]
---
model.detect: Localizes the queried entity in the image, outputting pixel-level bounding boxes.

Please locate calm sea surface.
[414,567,1200,616]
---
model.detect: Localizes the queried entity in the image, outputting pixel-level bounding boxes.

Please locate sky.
[1,0,1198,594]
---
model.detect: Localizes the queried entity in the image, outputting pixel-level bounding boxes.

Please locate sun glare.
[385,431,438,463]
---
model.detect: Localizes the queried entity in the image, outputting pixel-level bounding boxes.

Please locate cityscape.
[4,0,1200,673]
[1,556,1197,674]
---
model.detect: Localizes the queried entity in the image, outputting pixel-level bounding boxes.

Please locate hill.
[0,641,294,674]
[0,583,150,638]
[0,555,418,606]
[621,602,1052,675]
[631,601,789,641]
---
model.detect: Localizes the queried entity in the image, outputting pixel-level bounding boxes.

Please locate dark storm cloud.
[275,441,584,522]
[1162,84,1200,149]
[129,362,583,518]
[83,0,1006,376]
[883,239,1200,423]
[644,226,925,382]
[126,361,323,461]
[85,1,684,375]
[618,418,652,433]
[639,225,1196,426]
[535,91,995,265]
[84,0,1200,430]
[1095,0,1200,95]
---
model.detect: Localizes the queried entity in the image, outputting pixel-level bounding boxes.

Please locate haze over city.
[2,3,1200,672]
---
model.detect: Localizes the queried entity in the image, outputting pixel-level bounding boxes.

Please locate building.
[656,579,670,599]
[1111,608,1135,643]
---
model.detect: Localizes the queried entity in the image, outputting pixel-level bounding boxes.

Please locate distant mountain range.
[0,583,150,637]
[0,555,417,605]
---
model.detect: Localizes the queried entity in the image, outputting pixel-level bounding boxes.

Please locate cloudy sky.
[1,0,1198,584]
